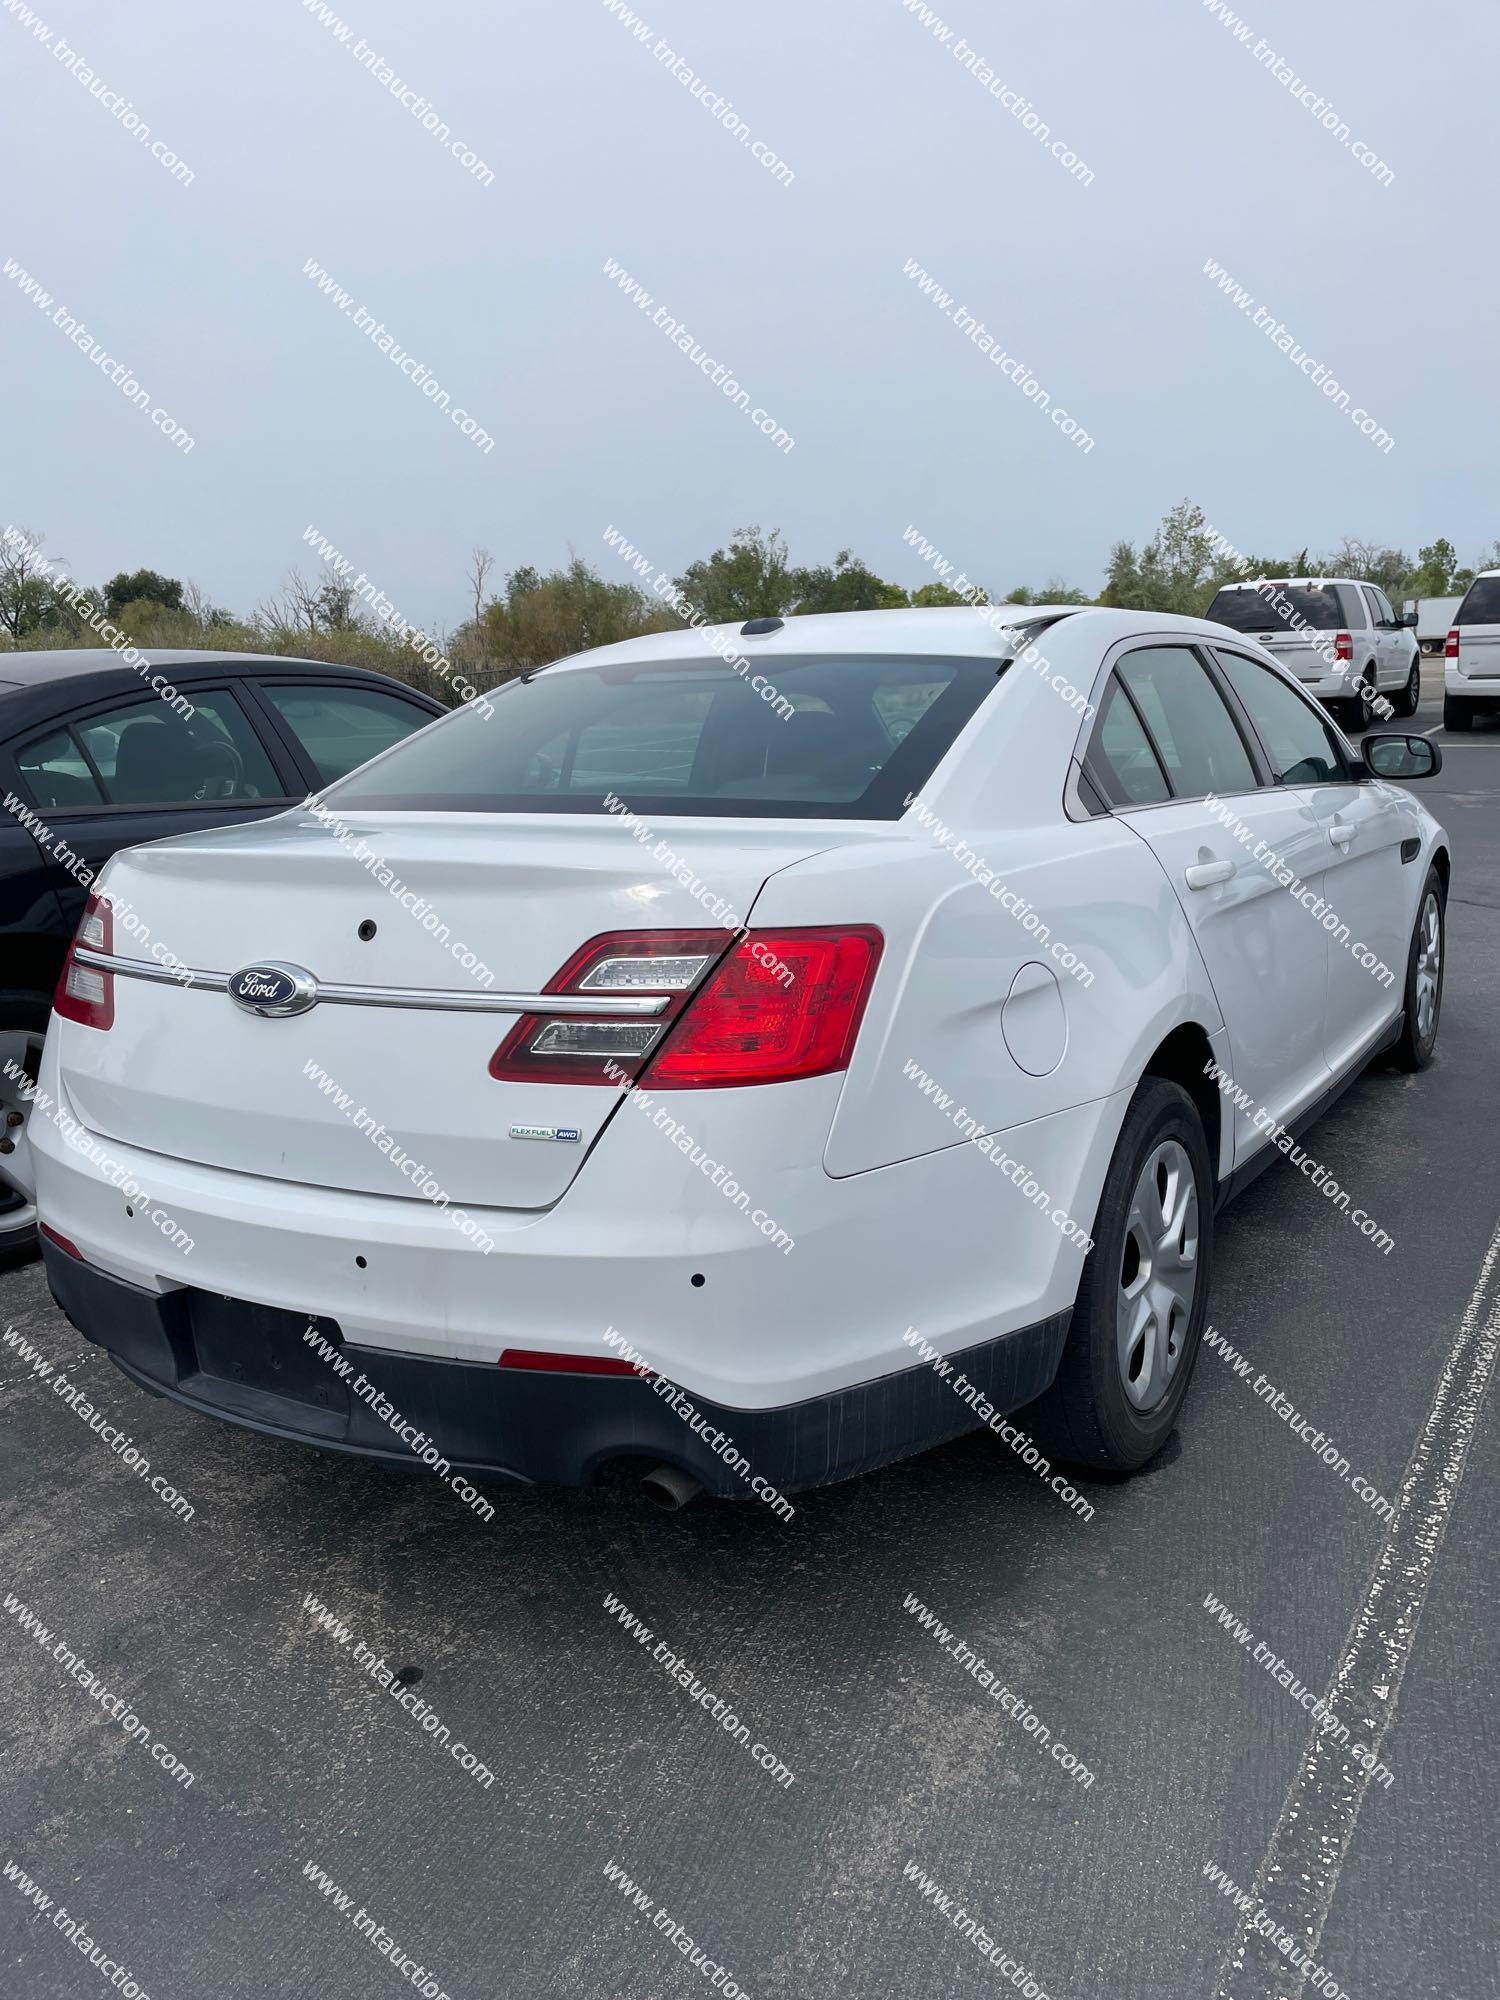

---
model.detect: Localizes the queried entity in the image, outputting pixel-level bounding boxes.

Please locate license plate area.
[183,1294,351,1437]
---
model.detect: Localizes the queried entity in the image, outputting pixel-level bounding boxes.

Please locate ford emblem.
[228,962,319,1017]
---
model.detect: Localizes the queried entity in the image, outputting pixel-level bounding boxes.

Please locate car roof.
[0,647,339,686]
[544,604,1094,672]
[1212,577,1365,591]
[0,647,446,741]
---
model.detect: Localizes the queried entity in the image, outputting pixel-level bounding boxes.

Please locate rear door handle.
[1329,819,1356,848]
[1184,857,1234,890]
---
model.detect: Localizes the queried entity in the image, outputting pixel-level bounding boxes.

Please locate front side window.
[1114,647,1257,799]
[1212,651,1349,787]
[323,655,1000,818]
[260,684,434,786]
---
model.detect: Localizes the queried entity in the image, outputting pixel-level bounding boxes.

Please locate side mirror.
[1403,608,1419,627]
[1361,732,1441,780]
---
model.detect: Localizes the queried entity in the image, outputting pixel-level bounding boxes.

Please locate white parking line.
[1212,1214,1500,1999]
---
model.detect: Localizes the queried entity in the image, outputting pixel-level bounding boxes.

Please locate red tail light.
[1333,631,1353,664]
[54,891,115,1030]
[648,926,883,1089]
[489,930,735,1085]
[1445,628,1460,660]
[490,925,883,1089]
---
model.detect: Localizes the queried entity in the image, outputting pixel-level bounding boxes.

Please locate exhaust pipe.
[640,1464,703,1512]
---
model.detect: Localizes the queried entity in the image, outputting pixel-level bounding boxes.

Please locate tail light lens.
[489,930,734,1085]
[54,891,115,1030]
[1334,630,1354,663]
[1445,628,1460,660]
[647,927,884,1088]
[490,925,884,1089]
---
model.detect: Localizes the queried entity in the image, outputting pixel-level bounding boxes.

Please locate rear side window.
[73,692,282,804]
[1087,678,1170,807]
[1360,586,1384,628]
[1455,577,1500,625]
[15,728,106,811]
[322,655,999,818]
[1212,651,1348,787]
[260,684,433,785]
[18,694,282,809]
[1115,648,1257,799]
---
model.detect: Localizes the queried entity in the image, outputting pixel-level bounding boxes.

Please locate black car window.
[1087,676,1171,808]
[1115,647,1258,799]
[260,684,433,786]
[1454,577,1500,625]
[1212,651,1349,787]
[71,692,282,805]
[15,728,107,811]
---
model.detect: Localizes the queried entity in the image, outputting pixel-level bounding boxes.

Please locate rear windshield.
[1454,577,1500,625]
[1207,584,1347,633]
[321,654,1000,817]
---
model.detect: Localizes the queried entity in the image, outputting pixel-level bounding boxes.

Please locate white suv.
[1205,577,1421,726]
[1443,570,1500,731]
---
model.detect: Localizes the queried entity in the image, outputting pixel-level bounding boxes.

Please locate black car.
[0,649,445,1262]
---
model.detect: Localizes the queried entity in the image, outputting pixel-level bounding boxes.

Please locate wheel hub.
[1117,1139,1200,1412]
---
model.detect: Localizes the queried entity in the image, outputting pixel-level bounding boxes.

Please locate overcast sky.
[4,0,1494,629]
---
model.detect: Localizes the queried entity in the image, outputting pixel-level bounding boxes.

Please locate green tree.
[673,526,796,623]
[478,557,669,676]
[1099,540,1146,609]
[790,549,908,614]
[103,568,185,615]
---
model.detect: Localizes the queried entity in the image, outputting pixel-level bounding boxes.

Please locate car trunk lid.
[65,810,847,1208]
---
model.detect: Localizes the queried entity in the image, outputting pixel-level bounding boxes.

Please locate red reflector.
[646,926,883,1089]
[498,1348,644,1375]
[39,1223,84,1262]
[1445,628,1460,660]
[54,890,115,1031]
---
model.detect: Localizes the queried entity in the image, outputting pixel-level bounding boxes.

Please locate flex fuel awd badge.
[510,1124,582,1143]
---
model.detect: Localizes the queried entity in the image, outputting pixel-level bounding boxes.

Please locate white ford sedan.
[30,607,1448,1503]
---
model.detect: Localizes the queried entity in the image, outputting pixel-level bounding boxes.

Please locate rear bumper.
[1444,666,1500,700]
[41,1241,1070,1497]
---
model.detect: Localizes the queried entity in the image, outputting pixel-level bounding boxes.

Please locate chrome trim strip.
[72,950,669,1017]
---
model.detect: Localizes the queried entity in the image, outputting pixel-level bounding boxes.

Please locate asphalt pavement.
[2,660,1497,2000]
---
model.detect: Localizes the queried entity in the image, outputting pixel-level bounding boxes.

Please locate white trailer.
[1406,595,1463,652]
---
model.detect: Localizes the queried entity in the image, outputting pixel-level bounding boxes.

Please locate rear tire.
[1393,659,1421,719]
[1022,1078,1214,1473]
[1388,868,1444,1072]
[1444,694,1475,732]
[0,992,50,1270]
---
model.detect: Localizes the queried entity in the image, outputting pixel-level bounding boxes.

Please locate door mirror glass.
[1402,608,1419,628]
[1362,733,1440,779]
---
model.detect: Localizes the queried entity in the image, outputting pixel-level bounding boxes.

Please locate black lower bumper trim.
[41,1245,1071,1497]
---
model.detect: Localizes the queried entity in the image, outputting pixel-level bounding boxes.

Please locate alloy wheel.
[1415,890,1442,1043]
[1117,1139,1200,1412]
[0,1028,45,1240]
